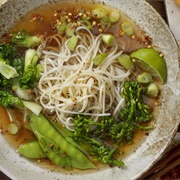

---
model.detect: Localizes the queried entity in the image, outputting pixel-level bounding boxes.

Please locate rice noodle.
[35,26,131,130]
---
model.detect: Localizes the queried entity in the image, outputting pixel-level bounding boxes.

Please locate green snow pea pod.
[50,121,79,148]
[35,131,71,170]
[50,121,91,155]
[30,114,96,169]
[17,141,46,158]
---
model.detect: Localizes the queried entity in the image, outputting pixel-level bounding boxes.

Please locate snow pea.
[50,121,91,155]
[17,141,46,158]
[30,114,96,169]
[50,121,79,148]
[35,131,71,170]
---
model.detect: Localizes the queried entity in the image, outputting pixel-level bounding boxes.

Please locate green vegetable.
[70,82,154,166]
[0,42,42,112]
[146,83,159,98]
[90,145,124,167]
[0,90,42,115]
[30,114,96,170]
[35,131,71,169]
[13,80,32,100]
[67,35,78,51]
[17,141,46,158]
[100,16,111,31]
[50,121,91,155]
[102,34,115,46]
[80,20,92,30]
[66,23,75,37]
[0,58,19,79]
[118,54,134,70]
[19,49,42,89]
[50,121,79,148]
[12,58,24,75]
[7,123,19,135]
[22,101,42,116]
[70,115,125,167]
[12,31,42,48]
[92,53,106,66]
[120,81,153,123]
[109,10,120,23]
[121,20,134,36]
[56,22,67,35]
[92,8,108,18]
[24,49,38,69]
[110,121,136,142]
[0,44,20,87]
[0,44,27,98]
[137,72,153,84]
[0,44,17,61]
[0,90,23,108]
[0,74,13,88]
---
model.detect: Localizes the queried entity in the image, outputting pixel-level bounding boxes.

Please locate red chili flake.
[62,152,66,157]
[63,62,67,66]
[31,14,45,22]
[58,147,61,151]
[50,143,54,147]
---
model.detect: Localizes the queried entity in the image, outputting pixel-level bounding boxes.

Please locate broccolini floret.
[70,115,124,167]
[70,81,154,167]
[0,90,23,108]
[120,81,153,123]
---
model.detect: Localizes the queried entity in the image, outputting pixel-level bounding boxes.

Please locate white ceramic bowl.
[0,0,180,179]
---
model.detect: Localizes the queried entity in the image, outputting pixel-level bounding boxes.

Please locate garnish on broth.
[0,1,167,171]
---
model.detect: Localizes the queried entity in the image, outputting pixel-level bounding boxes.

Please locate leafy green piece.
[0,74,13,88]
[12,31,42,48]
[0,44,17,61]
[12,58,24,75]
[0,58,19,79]
[19,49,42,89]
[19,63,38,89]
[0,90,23,108]
[0,44,22,87]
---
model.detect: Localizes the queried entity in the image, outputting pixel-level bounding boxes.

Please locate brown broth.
[0,1,154,173]
[6,1,151,52]
[0,107,35,149]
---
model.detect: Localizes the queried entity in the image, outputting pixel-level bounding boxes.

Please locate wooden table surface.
[0,0,179,179]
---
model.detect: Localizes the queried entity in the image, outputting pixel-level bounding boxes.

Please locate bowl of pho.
[0,0,179,179]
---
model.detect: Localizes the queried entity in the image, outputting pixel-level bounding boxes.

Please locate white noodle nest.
[36,26,131,130]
